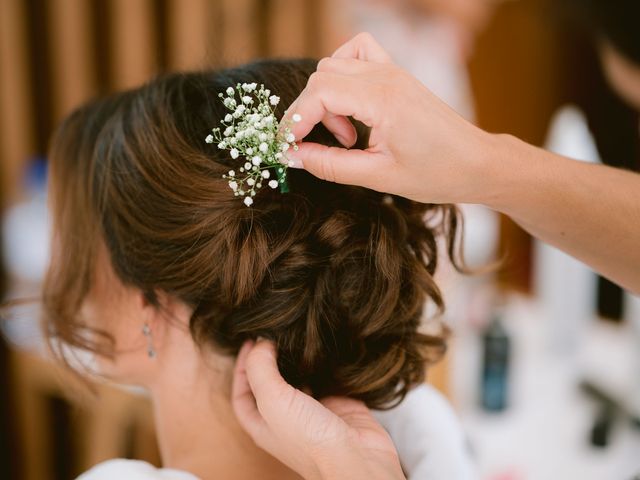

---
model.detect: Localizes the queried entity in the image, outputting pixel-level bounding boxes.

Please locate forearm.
[482,134,640,294]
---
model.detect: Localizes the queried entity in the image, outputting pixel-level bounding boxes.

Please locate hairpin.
[205,83,301,207]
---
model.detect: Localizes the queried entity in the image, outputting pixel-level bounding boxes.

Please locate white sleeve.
[76,459,199,480]
[373,384,477,480]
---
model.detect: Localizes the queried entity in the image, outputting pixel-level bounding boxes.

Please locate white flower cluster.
[205,82,300,207]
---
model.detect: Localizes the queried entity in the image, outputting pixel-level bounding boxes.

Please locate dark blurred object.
[562,0,640,64]
[0,338,23,480]
[581,380,640,449]
[481,314,511,412]
[596,277,624,321]
[581,380,640,427]
[590,403,616,448]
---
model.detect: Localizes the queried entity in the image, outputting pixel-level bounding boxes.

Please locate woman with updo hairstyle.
[45,59,472,479]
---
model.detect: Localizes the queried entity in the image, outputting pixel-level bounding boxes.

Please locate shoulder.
[373,384,477,480]
[76,459,200,480]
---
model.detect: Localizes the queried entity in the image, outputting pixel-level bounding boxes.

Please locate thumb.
[288,142,387,188]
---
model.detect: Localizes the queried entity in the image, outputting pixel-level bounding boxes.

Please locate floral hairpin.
[205,82,301,207]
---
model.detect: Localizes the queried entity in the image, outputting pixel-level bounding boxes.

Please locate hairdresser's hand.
[232,339,405,480]
[283,32,498,205]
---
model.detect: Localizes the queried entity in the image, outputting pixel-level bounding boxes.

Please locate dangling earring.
[142,323,156,359]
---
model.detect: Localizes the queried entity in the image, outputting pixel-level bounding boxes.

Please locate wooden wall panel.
[315,0,350,57]
[269,0,308,57]
[109,0,157,90]
[166,0,212,71]
[0,0,35,203]
[48,0,97,123]
[220,0,260,64]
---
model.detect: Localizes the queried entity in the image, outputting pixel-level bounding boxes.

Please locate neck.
[147,342,299,480]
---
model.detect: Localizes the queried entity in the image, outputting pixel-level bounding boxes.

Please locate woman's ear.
[139,289,194,351]
[153,290,193,326]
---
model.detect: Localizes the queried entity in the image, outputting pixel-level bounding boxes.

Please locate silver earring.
[142,323,156,359]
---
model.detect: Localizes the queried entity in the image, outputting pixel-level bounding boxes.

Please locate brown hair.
[44,59,465,409]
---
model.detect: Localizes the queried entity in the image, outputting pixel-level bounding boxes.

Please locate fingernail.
[284,155,303,169]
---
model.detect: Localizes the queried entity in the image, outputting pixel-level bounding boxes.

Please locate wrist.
[312,446,405,480]
[473,132,532,212]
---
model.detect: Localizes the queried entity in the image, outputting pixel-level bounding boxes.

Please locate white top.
[374,384,476,479]
[78,384,476,480]
[76,459,198,480]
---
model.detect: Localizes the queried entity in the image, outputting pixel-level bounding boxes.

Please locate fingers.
[231,340,268,442]
[281,31,392,146]
[287,142,389,188]
[244,339,296,421]
[320,111,358,148]
[285,59,373,147]
[284,72,377,142]
[331,32,394,63]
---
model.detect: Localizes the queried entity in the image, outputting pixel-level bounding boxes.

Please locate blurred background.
[0,0,639,479]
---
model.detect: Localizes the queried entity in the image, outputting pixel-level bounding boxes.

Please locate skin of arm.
[483,134,640,294]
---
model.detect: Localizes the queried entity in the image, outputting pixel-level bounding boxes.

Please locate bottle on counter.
[481,313,511,412]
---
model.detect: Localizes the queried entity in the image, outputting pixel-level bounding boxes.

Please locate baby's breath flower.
[205,82,298,206]
[292,113,302,123]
